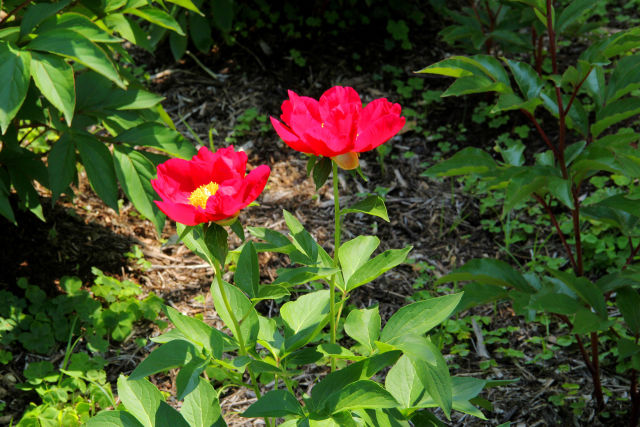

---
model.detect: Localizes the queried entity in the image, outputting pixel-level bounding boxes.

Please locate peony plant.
[86,87,499,426]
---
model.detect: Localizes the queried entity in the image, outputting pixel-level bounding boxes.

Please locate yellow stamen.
[188,182,219,209]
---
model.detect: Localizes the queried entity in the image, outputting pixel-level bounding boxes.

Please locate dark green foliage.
[0,0,199,233]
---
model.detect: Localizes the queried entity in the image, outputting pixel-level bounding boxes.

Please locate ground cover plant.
[1,0,640,425]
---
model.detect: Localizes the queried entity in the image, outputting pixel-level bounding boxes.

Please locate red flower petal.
[355,99,405,152]
[151,146,270,225]
[154,200,209,226]
[271,86,405,161]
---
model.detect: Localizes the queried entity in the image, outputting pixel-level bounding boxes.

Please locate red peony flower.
[151,146,270,226]
[270,86,405,170]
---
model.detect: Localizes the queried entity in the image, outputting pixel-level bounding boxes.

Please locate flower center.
[188,182,219,209]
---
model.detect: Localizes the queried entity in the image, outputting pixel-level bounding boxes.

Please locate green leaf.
[37,13,122,43]
[273,267,339,287]
[385,355,424,409]
[170,31,187,61]
[230,220,245,241]
[257,315,284,358]
[456,282,507,313]
[0,42,31,134]
[130,340,194,380]
[312,156,332,190]
[584,65,606,107]
[48,133,77,202]
[0,170,15,224]
[344,306,381,354]
[117,375,163,427]
[254,284,290,301]
[437,259,536,294]
[283,209,320,265]
[324,380,399,414]
[248,226,295,253]
[580,27,640,64]
[582,195,640,235]
[346,246,412,291]
[281,289,330,353]
[606,54,640,103]
[210,280,259,350]
[19,0,71,37]
[105,89,165,111]
[424,147,497,177]
[84,411,144,427]
[418,55,510,85]
[530,292,584,315]
[103,13,152,51]
[74,132,119,211]
[124,7,185,35]
[235,242,259,298]
[494,92,542,113]
[27,29,125,88]
[165,0,203,15]
[442,76,508,97]
[113,146,165,234]
[210,0,234,32]
[188,13,213,53]
[156,401,189,427]
[307,351,402,415]
[181,378,226,427]
[165,306,224,359]
[339,236,379,285]
[380,293,462,344]
[557,0,597,33]
[175,224,213,264]
[30,52,75,126]
[175,357,209,401]
[503,59,544,100]
[547,269,607,318]
[592,97,640,138]
[204,223,228,266]
[397,336,452,418]
[617,286,640,335]
[546,176,574,209]
[340,195,389,221]
[242,389,305,418]
[114,123,196,159]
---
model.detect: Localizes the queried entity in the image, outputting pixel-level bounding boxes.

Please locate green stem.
[335,291,348,333]
[212,258,268,424]
[213,258,248,356]
[329,161,342,371]
[332,161,342,265]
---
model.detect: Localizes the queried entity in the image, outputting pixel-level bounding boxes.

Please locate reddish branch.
[533,194,578,271]
[469,1,492,54]
[0,0,32,25]
[520,109,560,158]
[591,332,605,411]
[624,237,640,270]
[565,67,594,115]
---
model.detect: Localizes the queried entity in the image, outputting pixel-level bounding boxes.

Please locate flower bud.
[332,152,359,170]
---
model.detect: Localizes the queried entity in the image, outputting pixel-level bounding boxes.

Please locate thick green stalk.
[329,161,342,371]
[212,258,268,425]
[213,258,248,356]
